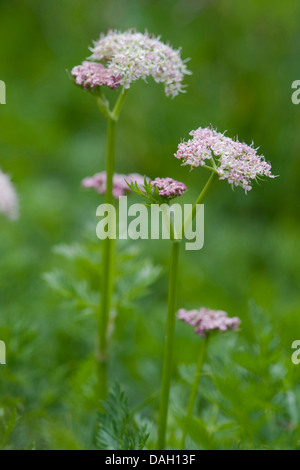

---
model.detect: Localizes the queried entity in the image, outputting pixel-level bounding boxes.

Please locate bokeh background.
[1,0,300,449]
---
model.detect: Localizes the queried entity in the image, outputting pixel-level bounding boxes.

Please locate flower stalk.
[71,29,189,400]
[157,239,180,450]
[157,172,215,449]
[97,89,128,401]
[181,336,208,449]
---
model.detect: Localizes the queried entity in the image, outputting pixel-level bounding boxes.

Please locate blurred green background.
[1,0,300,449]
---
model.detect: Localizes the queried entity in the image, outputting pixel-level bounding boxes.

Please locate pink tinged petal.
[71,61,121,90]
[151,177,187,198]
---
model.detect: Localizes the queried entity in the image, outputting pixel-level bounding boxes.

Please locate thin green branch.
[157,172,216,449]
[181,336,208,449]
[97,88,128,400]
[111,88,129,121]
[179,172,216,238]
[157,239,181,449]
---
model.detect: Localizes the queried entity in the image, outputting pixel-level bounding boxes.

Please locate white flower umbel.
[90,29,191,97]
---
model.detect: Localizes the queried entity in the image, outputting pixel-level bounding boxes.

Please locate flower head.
[175,126,275,192]
[177,307,241,338]
[0,169,19,220]
[71,61,121,90]
[151,177,187,199]
[82,171,148,198]
[89,29,190,97]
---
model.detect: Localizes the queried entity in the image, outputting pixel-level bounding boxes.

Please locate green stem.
[157,239,181,449]
[98,117,116,401]
[111,89,129,120]
[181,336,208,449]
[97,89,128,401]
[180,171,216,238]
[157,172,216,448]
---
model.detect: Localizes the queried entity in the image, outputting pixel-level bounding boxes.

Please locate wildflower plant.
[0,2,293,452]
[67,27,276,451]
[70,29,190,401]
[177,308,241,448]
[131,127,275,449]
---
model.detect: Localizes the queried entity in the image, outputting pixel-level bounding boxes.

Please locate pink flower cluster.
[0,169,18,220]
[151,177,187,198]
[82,171,147,199]
[90,29,190,97]
[175,127,275,192]
[177,307,241,338]
[71,61,121,90]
